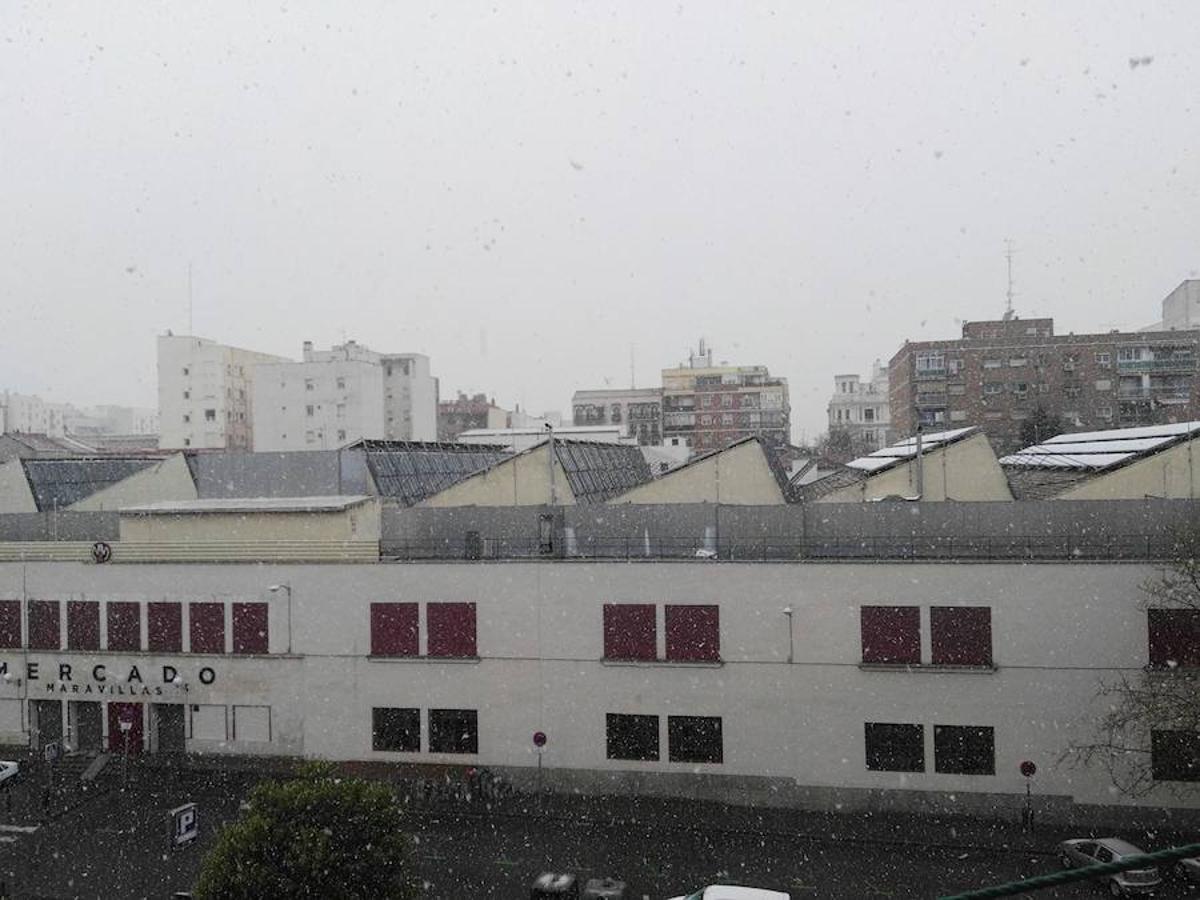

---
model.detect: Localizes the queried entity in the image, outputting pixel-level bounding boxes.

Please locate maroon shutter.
[147,602,182,653]
[106,602,141,652]
[603,604,656,660]
[28,600,60,650]
[427,602,477,658]
[1148,608,1200,668]
[931,607,992,666]
[370,602,418,656]
[665,605,720,661]
[66,601,100,651]
[860,606,921,664]
[232,602,269,654]
[0,600,20,649]
[189,602,226,654]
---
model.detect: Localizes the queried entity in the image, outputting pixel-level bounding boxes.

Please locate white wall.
[253,358,384,451]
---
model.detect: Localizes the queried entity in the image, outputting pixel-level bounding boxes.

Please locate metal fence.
[381,533,1182,562]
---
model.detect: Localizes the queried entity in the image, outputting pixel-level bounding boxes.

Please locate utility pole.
[1003,239,1016,321]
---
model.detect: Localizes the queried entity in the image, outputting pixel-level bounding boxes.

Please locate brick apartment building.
[889,318,1200,452]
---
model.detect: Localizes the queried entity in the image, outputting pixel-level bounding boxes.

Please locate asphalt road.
[1,771,1196,899]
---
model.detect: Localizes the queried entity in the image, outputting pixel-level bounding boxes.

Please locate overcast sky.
[2,3,1198,441]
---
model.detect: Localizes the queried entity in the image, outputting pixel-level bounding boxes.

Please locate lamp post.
[119,718,132,788]
[782,607,794,665]
[268,584,293,654]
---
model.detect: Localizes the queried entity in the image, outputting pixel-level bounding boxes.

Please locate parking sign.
[170,802,198,848]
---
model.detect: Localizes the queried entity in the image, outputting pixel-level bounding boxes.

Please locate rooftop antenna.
[630,344,636,389]
[187,262,194,334]
[1002,239,1015,321]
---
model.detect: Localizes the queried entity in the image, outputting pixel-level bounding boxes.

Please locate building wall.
[819,434,1014,502]
[0,461,37,514]
[382,354,437,442]
[0,560,1193,814]
[118,504,380,544]
[68,454,198,512]
[612,440,784,505]
[827,362,892,450]
[1057,439,1200,500]
[420,445,576,507]
[572,388,664,446]
[253,358,385,451]
[662,362,790,452]
[1160,280,1200,331]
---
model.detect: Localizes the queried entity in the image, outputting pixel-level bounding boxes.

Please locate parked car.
[1171,851,1200,884]
[668,887,790,900]
[0,760,18,787]
[1059,838,1162,896]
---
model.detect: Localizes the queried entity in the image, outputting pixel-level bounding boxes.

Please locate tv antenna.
[1002,240,1016,321]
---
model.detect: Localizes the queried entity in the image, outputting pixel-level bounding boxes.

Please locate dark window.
[66,601,100,651]
[665,605,720,662]
[147,602,182,653]
[429,708,478,754]
[372,707,420,753]
[370,602,418,656]
[930,607,992,666]
[603,604,656,660]
[1151,730,1200,781]
[28,600,60,651]
[1148,608,1200,668]
[864,723,925,772]
[0,600,20,649]
[189,602,225,654]
[934,725,995,775]
[860,606,920,664]
[606,713,660,761]
[668,716,723,763]
[427,602,477,658]
[232,602,269,654]
[106,602,140,652]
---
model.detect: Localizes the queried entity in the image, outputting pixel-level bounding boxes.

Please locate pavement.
[0,755,1197,899]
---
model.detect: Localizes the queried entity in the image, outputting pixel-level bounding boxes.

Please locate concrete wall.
[0,559,1194,816]
[612,440,785,505]
[69,453,198,512]
[0,460,36,514]
[253,358,385,452]
[0,512,118,542]
[1059,439,1200,500]
[190,450,371,498]
[119,502,381,544]
[420,444,577,507]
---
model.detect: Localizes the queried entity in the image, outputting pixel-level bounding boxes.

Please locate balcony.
[1117,356,1196,373]
[915,393,948,408]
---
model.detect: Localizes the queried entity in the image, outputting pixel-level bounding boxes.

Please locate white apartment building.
[827,359,892,450]
[0,392,70,437]
[252,341,437,451]
[157,335,290,450]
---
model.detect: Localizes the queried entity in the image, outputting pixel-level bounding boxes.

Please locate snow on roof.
[1000,421,1200,471]
[121,496,373,515]
[846,427,977,472]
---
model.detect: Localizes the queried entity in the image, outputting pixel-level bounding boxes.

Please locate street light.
[268,584,293,654]
[782,607,794,664]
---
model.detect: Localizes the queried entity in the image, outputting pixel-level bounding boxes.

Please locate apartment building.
[571,387,663,446]
[437,393,511,442]
[661,341,790,452]
[0,391,71,437]
[157,335,291,450]
[890,318,1200,452]
[827,360,892,451]
[251,341,437,451]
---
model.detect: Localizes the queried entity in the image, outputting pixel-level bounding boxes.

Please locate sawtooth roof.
[356,440,513,506]
[21,457,158,512]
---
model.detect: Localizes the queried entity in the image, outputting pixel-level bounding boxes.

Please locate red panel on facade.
[1148,608,1200,668]
[860,606,921,664]
[28,600,60,651]
[603,604,657,660]
[0,600,20,649]
[930,606,992,666]
[232,602,269,655]
[426,602,477,658]
[370,602,419,657]
[66,601,100,651]
[665,605,720,661]
[189,602,226,654]
[106,602,141,652]
[147,602,182,653]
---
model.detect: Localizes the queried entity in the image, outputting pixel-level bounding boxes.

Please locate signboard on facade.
[170,802,199,848]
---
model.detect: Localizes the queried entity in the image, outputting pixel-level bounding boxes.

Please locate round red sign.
[533,731,547,748]
[1020,760,1037,778]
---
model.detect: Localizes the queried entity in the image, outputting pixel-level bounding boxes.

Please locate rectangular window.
[204,408,216,422]
[106,602,141,652]
[426,602,477,658]
[668,715,723,763]
[934,725,995,775]
[189,602,225,654]
[232,602,269,654]
[665,605,720,661]
[305,405,315,417]
[930,607,992,667]
[28,600,60,650]
[1097,352,1112,368]
[0,600,20,648]
[1009,358,1027,368]
[1095,379,1112,391]
[429,708,478,754]
[865,722,925,772]
[982,359,1002,369]
[372,707,420,752]
[603,604,656,660]
[606,713,660,761]
[983,383,1002,395]
[1147,608,1200,668]
[147,602,181,652]
[336,377,346,390]
[66,600,100,651]
[370,602,418,657]
[860,606,920,664]
[1151,730,1200,781]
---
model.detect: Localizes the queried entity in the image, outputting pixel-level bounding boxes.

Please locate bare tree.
[1063,526,1200,797]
